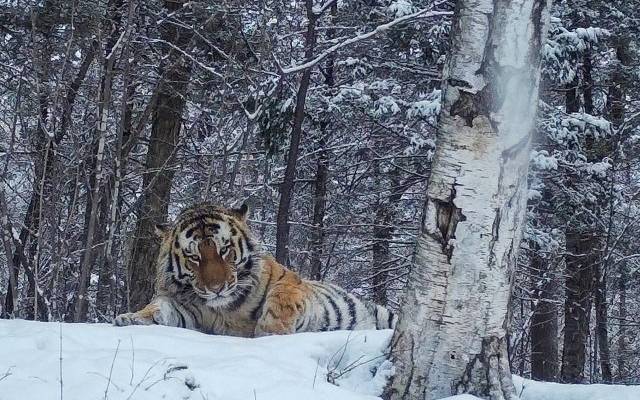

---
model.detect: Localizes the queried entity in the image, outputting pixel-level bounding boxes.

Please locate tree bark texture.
[530,240,559,381]
[371,166,403,306]
[617,265,627,381]
[127,0,193,312]
[385,0,550,399]
[561,229,596,382]
[309,133,328,281]
[607,36,633,383]
[372,201,392,305]
[308,2,336,280]
[594,264,612,382]
[0,190,17,317]
[275,0,317,265]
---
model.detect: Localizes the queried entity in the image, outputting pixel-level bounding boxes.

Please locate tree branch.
[280,8,452,74]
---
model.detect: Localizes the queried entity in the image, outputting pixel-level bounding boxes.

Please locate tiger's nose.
[208,282,225,293]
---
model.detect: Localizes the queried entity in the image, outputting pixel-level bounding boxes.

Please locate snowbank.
[0,320,392,400]
[515,376,640,400]
[2,320,639,400]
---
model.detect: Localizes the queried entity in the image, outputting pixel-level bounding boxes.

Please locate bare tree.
[275,0,318,264]
[73,0,131,322]
[127,0,194,311]
[529,243,559,380]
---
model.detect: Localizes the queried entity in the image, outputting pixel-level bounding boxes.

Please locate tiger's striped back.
[299,281,397,332]
[247,255,397,335]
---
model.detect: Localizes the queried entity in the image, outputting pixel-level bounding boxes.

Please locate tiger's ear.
[154,223,171,238]
[232,203,249,222]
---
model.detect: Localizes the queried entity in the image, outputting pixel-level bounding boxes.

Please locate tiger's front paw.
[254,312,296,337]
[113,312,155,327]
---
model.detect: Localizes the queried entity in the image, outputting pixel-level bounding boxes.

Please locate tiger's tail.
[374,304,397,329]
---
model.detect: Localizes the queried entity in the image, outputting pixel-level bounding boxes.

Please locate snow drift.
[0,320,392,400]
[1,320,639,400]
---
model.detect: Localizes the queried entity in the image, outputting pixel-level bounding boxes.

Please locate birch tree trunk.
[385,1,550,399]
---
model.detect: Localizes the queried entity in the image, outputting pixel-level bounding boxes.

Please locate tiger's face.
[156,203,258,308]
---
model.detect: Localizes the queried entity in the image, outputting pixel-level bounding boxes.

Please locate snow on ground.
[514,375,640,400]
[0,320,393,400]
[2,320,639,400]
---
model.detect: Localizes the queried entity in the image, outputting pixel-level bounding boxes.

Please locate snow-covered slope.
[2,320,639,400]
[513,376,640,400]
[0,320,392,400]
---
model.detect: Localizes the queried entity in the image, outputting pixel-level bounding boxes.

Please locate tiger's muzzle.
[190,239,238,304]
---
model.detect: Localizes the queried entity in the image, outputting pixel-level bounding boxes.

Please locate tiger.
[114,202,397,337]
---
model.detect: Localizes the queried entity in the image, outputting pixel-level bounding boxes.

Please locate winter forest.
[0,0,639,399]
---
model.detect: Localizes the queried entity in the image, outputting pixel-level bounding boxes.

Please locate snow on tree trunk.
[385,1,550,399]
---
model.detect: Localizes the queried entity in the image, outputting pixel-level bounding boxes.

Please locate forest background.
[0,0,638,386]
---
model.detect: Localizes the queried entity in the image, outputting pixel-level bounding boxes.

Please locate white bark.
[386,1,550,399]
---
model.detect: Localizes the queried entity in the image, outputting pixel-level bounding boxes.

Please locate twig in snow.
[312,361,320,388]
[143,363,196,392]
[519,381,527,398]
[104,339,121,400]
[328,331,353,369]
[0,366,14,382]
[125,358,167,400]
[129,336,135,386]
[87,372,125,392]
[59,322,63,400]
[325,333,396,384]
[327,353,389,382]
[325,332,354,384]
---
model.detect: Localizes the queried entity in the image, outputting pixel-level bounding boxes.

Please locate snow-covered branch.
[280,8,452,74]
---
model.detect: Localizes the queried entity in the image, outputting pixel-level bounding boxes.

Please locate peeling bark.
[385,0,550,399]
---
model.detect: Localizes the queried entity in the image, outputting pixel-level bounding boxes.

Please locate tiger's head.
[155,202,259,309]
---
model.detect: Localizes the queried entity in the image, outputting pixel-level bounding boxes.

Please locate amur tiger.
[114,202,396,337]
